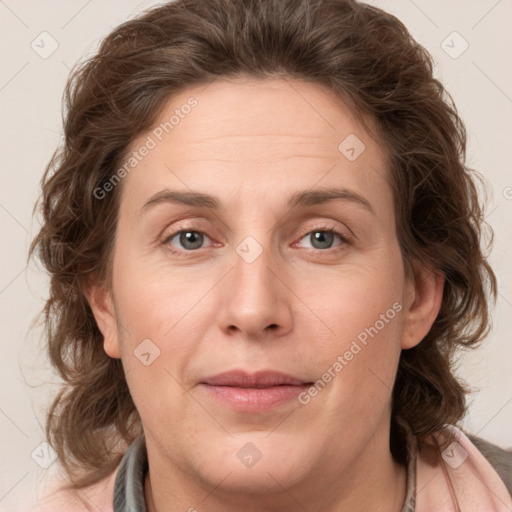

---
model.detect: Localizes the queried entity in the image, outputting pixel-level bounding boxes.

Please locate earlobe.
[400,268,444,350]
[83,275,122,359]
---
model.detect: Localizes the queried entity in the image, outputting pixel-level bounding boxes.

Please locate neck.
[144,424,407,512]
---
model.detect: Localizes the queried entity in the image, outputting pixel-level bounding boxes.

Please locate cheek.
[297,247,405,403]
[305,246,404,344]
[300,294,403,444]
[112,249,201,340]
[110,255,206,407]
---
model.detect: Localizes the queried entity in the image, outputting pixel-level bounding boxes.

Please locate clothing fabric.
[30,425,512,511]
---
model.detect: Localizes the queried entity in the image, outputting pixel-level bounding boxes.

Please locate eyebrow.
[140,186,374,215]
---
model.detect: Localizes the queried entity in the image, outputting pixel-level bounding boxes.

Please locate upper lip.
[201,370,310,388]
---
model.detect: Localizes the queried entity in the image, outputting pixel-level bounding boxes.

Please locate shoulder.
[466,432,512,494]
[27,468,118,512]
[414,424,512,511]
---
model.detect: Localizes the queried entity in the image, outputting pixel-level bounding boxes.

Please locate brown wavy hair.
[29,0,497,488]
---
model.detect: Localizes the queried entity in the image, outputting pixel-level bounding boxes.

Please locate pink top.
[28,425,512,511]
[415,425,512,511]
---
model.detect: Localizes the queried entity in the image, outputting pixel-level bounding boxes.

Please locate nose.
[216,237,294,341]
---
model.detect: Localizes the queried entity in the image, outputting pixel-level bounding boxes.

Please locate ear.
[400,266,444,350]
[83,274,121,359]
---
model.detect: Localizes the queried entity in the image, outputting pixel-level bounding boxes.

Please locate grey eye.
[299,230,340,250]
[169,230,207,250]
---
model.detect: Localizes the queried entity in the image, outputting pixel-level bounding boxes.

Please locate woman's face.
[89,77,441,503]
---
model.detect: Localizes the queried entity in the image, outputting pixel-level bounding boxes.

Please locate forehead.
[148,77,375,153]
[118,76,390,215]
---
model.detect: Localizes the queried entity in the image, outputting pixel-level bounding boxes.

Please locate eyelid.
[160,217,213,240]
[161,224,215,250]
[295,221,352,243]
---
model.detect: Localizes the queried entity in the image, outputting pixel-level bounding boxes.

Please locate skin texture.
[87,76,444,512]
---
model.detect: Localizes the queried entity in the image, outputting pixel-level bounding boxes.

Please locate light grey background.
[1,0,511,509]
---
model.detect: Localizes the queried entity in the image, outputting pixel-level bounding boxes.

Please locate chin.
[209,461,304,495]
[192,434,314,492]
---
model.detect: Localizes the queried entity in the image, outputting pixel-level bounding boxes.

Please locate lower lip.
[199,383,310,412]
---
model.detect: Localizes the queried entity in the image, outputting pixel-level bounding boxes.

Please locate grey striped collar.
[113,435,148,511]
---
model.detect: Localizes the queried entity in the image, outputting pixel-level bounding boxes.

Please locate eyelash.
[161,223,351,257]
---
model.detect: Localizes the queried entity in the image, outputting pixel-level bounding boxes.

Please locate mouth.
[198,370,313,412]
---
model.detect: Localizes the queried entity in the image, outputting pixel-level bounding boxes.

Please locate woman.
[29,0,512,510]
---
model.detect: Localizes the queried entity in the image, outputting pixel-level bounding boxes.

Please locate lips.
[201,370,307,388]
[199,370,313,412]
